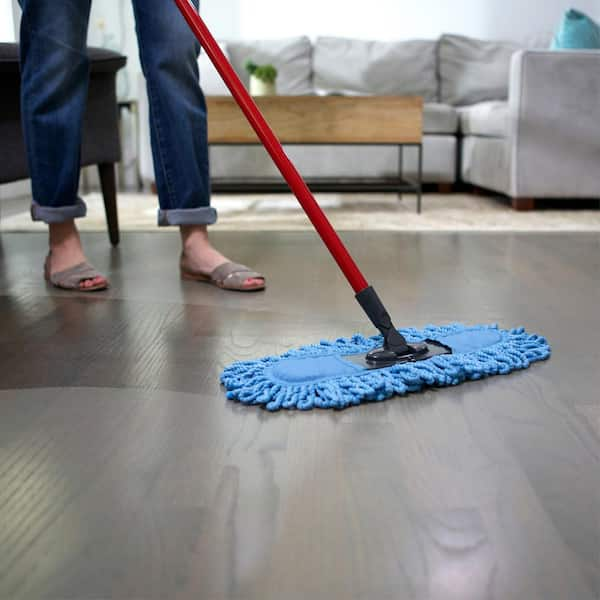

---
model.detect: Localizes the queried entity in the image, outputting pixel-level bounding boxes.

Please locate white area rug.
[2,192,599,232]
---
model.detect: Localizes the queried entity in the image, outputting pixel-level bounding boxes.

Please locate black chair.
[0,43,126,246]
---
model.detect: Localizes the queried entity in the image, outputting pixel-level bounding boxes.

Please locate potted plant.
[245,60,278,96]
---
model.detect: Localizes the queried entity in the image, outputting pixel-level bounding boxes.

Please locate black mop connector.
[355,286,428,363]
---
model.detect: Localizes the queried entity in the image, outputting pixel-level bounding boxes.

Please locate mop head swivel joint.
[221,323,551,411]
[354,286,452,368]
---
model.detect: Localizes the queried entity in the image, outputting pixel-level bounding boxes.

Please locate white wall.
[0,0,15,41]
[6,1,600,57]
[5,1,600,46]
[202,0,242,38]
[237,0,600,42]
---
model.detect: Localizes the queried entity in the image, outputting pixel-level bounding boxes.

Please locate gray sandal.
[44,254,109,292]
[180,255,265,291]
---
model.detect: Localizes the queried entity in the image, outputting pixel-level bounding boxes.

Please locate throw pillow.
[551,9,600,49]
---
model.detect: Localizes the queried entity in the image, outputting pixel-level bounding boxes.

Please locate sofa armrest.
[507,49,600,197]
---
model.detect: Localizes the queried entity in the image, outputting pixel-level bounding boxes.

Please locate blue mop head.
[221,323,551,411]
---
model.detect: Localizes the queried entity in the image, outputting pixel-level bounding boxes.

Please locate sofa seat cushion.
[226,37,313,95]
[313,36,438,101]
[424,103,459,134]
[461,136,510,195]
[459,101,509,137]
[0,43,20,73]
[86,48,127,73]
[0,43,126,73]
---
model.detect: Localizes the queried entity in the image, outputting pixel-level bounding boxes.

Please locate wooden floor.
[0,231,599,600]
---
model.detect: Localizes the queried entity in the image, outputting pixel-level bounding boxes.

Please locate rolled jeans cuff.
[157,206,217,227]
[31,199,87,224]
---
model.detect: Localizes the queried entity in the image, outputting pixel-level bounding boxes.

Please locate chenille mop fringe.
[221,323,551,411]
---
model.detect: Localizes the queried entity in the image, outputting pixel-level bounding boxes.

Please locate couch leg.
[437,183,453,194]
[98,163,120,247]
[512,197,536,211]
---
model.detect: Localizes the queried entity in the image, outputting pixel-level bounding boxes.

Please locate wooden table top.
[206,95,423,145]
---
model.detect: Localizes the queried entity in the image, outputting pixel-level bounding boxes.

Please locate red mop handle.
[173,0,368,293]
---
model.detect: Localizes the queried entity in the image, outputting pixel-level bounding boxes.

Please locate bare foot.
[48,221,107,290]
[180,225,264,290]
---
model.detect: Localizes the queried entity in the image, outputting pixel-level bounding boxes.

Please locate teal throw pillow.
[551,9,600,49]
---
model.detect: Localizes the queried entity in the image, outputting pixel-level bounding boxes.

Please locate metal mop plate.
[342,339,452,370]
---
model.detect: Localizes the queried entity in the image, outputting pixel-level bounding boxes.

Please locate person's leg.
[132,0,263,289]
[19,0,106,289]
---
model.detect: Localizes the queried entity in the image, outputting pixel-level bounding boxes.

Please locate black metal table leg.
[398,145,404,202]
[417,143,423,214]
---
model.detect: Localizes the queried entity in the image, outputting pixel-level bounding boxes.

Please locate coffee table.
[206,95,424,213]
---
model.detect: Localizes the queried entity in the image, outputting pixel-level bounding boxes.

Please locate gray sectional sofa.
[138,34,600,208]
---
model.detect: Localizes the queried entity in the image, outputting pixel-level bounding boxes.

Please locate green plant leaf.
[252,64,278,84]
[244,60,258,75]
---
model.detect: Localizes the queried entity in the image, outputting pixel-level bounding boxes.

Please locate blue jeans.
[19,0,216,227]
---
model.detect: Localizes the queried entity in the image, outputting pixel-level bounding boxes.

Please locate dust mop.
[173,0,551,411]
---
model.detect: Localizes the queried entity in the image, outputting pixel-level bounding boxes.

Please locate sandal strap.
[210,262,262,284]
[49,262,105,289]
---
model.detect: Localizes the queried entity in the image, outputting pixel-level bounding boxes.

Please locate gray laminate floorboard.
[0,231,598,600]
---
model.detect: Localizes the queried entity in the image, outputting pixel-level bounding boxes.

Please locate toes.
[243,277,265,289]
[79,276,107,290]
[92,276,107,288]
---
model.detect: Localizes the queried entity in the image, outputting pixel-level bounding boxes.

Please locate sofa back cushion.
[439,34,520,106]
[226,36,313,95]
[313,36,438,101]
